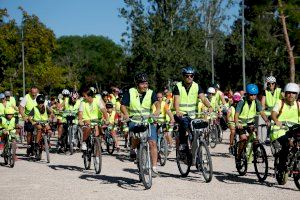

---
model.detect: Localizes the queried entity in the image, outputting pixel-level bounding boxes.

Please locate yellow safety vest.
[152,101,167,123]
[128,88,153,121]
[33,106,48,121]
[238,100,257,125]
[176,82,198,119]
[24,94,37,116]
[81,98,102,121]
[271,101,300,141]
[265,88,281,115]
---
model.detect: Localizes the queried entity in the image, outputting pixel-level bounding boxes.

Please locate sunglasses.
[286,91,297,95]
[249,94,257,96]
[184,74,194,78]
[267,83,275,86]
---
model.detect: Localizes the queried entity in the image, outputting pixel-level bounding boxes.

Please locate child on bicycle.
[105,102,120,151]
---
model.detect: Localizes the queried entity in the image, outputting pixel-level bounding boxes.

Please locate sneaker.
[265,138,270,145]
[152,167,160,178]
[81,142,87,151]
[130,149,136,160]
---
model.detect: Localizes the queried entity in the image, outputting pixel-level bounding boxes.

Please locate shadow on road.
[210,152,231,158]
[48,164,83,172]
[115,153,133,163]
[79,174,145,190]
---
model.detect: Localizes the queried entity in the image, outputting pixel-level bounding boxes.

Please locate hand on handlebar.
[275,121,282,128]
[175,111,184,117]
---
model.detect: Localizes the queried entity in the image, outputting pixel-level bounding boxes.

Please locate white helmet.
[266,76,276,83]
[284,83,300,94]
[62,89,70,95]
[207,87,216,94]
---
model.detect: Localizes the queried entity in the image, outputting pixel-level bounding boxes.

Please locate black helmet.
[106,102,114,109]
[134,73,148,84]
[182,66,195,75]
[36,95,45,104]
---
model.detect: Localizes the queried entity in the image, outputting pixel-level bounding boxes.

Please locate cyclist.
[0,107,17,158]
[120,72,161,177]
[19,86,38,156]
[152,92,175,152]
[227,92,241,154]
[0,93,7,116]
[4,91,17,110]
[173,66,211,151]
[28,95,53,143]
[270,83,300,172]
[109,87,120,109]
[234,84,270,164]
[213,83,226,107]
[105,102,120,151]
[261,76,283,143]
[101,91,110,103]
[78,87,108,151]
[206,87,219,111]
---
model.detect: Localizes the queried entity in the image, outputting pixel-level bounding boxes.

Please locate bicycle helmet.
[233,92,241,102]
[90,87,96,94]
[0,93,5,99]
[70,91,79,101]
[266,76,276,83]
[207,87,216,94]
[106,102,114,109]
[246,84,259,95]
[134,72,148,84]
[102,90,109,97]
[62,89,70,96]
[36,94,45,104]
[4,91,11,97]
[284,83,300,94]
[181,66,195,75]
[5,107,15,115]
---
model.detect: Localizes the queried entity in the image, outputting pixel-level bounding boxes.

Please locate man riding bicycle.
[78,87,108,151]
[234,84,270,164]
[120,72,161,177]
[173,66,211,151]
[270,83,300,172]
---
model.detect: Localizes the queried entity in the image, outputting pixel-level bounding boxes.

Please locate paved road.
[0,132,298,200]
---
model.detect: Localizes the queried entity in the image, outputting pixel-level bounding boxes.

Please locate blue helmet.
[182,66,195,75]
[0,93,5,99]
[246,84,259,95]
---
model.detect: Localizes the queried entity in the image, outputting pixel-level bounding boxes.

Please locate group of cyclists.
[0,66,299,189]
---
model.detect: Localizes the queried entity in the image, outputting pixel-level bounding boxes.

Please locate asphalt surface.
[0,131,299,200]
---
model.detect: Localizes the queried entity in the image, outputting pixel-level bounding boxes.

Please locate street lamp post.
[242,0,246,91]
[22,28,25,97]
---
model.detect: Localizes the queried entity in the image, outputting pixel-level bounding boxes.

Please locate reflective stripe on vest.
[128,88,153,120]
[238,100,257,124]
[177,82,198,119]
[25,94,37,116]
[0,117,15,131]
[152,101,166,123]
[33,107,48,121]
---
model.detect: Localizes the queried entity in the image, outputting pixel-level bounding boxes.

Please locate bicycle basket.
[192,120,208,129]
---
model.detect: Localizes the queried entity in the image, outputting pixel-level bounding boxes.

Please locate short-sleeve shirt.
[121,89,157,106]
[172,81,203,96]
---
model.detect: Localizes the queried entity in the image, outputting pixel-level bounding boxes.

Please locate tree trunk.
[278,0,295,82]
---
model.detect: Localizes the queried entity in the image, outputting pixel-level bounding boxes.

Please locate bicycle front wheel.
[196,141,213,182]
[43,135,50,163]
[209,126,218,148]
[106,134,115,155]
[176,146,191,177]
[159,137,168,166]
[138,143,152,189]
[236,148,247,176]
[8,141,17,168]
[253,143,268,182]
[93,137,102,174]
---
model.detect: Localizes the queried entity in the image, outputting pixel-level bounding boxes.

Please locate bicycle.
[129,115,155,189]
[156,122,169,166]
[102,124,116,155]
[271,122,300,190]
[63,110,81,155]
[176,116,213,182]
[32,120,51,163]
[82,120,102,174]
[234,123,268,182]
[207,112,223,148]
[1,129,17,168]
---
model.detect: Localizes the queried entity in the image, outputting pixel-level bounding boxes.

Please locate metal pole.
[242,0,246,91]
[211,40,214,84]
[22,29,25,97]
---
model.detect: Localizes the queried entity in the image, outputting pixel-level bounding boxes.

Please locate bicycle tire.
[106,134,115,155]
[3,145,8,165]
[9,141,16,168]
[253,143,268,182]
[138,143,152,189]
[274,156,288,185]
[158,137,168,166]
[176,146,191,177]
[83,151,91,170]
[35,143,42,161]
[43,135,50,163]
[68,127,74,155]
[196,141,213,182]
[217,125,223,143]
[209,126,218,148]
[93,137,102,174]
[236,149,247,176]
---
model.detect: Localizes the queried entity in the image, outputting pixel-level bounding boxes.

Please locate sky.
[1,0,240,44]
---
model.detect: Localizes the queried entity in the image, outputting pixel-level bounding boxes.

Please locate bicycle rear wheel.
[138,143,152,189]
[217,125,223,143]
[176,146,191,177]
[236,149,247,176]
[196,141,213,182]
[106,134,115,155]
[93,137,102,174]
[159,137,168,166]
[8,141,16,168]
[209,126,218,148]
[43,135,50,163]
[253,143,268,182]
